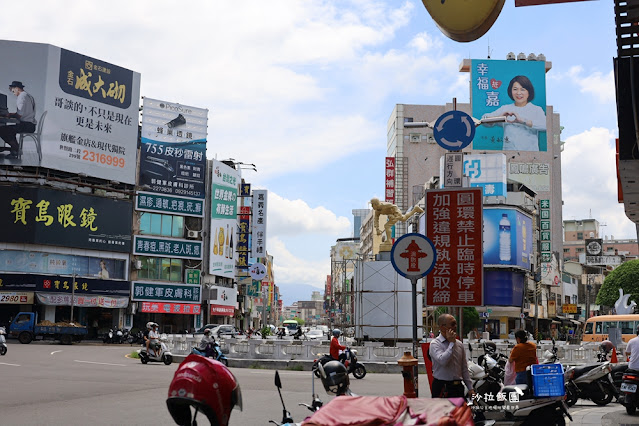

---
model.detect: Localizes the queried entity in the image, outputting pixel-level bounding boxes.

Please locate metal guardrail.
[165,335,625,365]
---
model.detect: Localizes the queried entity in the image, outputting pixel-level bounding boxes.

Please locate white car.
[306,329,325,340]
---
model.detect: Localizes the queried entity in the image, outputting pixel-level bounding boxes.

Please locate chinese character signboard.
[0,186,132,252]
[0,291,34,304]
[36,293,128,308]
[443,153,463,188]
[185,269,201,285]
[562,304,577,314]
[471,59,547,152]
[0,40,140,182]
[237,208,250,269]
[136,192,204,217]
[0,273,129,296]
[209,160,239,278]
[139,98,208,198]
[210,304,234,316]
[462,154,507,196]
[251,190,268,258]
[508,162,550,193]
[140,302,201,315]
[426,188,483,306]
[133,236,202,260]
[385,157,396,203]
[132,282,201,303]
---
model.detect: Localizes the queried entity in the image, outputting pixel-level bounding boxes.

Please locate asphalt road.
[0,340,636,425]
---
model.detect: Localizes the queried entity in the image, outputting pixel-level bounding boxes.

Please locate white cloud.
[561,127,637,239]
[267,192,352,237]
[565,66,615,104]
[268,237,330,288]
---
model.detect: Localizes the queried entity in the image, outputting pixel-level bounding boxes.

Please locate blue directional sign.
[433,110,475,151]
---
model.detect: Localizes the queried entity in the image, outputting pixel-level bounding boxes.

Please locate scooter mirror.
[275,370,283,389]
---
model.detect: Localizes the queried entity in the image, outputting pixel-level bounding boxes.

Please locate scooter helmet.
[203,328,211,336]
[167,354,242,426]
[146,322,154,330]
[482,341,497,355]
[332,329,341,338]
[319,360,349,395]
[599,340,615,354]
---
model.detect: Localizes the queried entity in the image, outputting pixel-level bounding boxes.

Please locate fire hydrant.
[397,351,418,398]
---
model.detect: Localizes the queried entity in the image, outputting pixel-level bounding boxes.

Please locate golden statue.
[371,197,424,252]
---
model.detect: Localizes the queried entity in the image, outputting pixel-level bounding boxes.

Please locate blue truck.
[9,312,88,345]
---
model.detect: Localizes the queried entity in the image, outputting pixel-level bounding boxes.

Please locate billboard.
[0,250,127,280]
[0,273,130,296]
[251,190,268,258]
[483,208,533,269]
[139,98,208,199]
[0,40,140,183]
[425,188,483,307]
[471,59,547,152]
[385,157,396,203]
[484,270,525,306]
[209,160,239,278]
[0,186,132,252]
[508,161,550,193]
[441,153,507,196]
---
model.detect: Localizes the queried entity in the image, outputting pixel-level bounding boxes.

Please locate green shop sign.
[133,236,202,260]
[136,192,204,217]
[185,269,201,285]
[132,282,202,303]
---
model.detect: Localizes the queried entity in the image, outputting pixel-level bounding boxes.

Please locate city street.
[0,341,634,425]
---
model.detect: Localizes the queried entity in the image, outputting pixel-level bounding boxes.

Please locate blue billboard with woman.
[472,59,547,152]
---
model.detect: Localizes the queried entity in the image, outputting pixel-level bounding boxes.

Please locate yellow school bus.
[582,314,639,343]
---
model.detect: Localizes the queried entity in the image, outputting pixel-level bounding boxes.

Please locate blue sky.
[1,1,631,299]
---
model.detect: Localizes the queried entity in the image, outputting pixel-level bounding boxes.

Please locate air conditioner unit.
[133,260,142,270]
[187,230,199,239]
[410,133,420,143]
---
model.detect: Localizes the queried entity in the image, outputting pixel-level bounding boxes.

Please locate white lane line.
[74,360,126,367]
[0,362,21,366]
[51,350,63,355]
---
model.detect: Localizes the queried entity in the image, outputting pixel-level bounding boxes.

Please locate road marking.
[248,370,306,376]
[0,362,20,366]
[74,360,126,367]
[51,350,63,355]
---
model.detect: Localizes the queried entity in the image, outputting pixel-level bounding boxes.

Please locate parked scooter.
[312,347,366,379]
[138,333,173,365]
[467,343,502,397]
[0,326,7,356]
[191,340,228,366]
[620,368,639,414]
[103,328,114,344]
[564,361,614,406]
[127,329,145,345]
[540,338,559,364]
[597,340,628,402]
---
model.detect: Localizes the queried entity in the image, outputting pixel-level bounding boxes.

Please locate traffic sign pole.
[411,276,419,397]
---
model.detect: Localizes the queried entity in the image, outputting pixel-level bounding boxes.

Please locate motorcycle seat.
[571,364,601,379]
[611,364,629,374]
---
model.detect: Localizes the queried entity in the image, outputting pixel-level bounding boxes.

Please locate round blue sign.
[433,110,476,151]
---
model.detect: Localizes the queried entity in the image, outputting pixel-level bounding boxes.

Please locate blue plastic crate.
[531,363,565,397]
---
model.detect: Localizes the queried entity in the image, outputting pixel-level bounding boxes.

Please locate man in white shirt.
[626,327,639,370]
[146,323,160,355]
[429,314,476,398]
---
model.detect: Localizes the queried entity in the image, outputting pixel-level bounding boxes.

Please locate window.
[595,322,602,334]
[576,248,584,253]
[565,296,570,304]
[620,321,635,334]
[584,323,593,334]
[577,232,583,240]
[138,256,183,282]
[140,212,184,238]
[563,248,569,253]
[603,321,618,333]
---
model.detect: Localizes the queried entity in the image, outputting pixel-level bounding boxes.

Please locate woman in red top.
[330,329,346,361]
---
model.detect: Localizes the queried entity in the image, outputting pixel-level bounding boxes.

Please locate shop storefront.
[131,281,202,334]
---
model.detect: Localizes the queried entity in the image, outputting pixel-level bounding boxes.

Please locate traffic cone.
[611,347,618,364]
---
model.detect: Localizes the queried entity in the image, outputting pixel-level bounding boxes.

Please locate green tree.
[432,307,480,335]
[596,259,639,307]
[293,317,305,326]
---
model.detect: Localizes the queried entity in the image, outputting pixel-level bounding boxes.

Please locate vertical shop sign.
[385,157,396,203]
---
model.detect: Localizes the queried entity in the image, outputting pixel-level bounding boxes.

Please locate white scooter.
[139,333,173,365]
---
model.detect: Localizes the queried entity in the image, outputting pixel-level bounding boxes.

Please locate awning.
[36,292,129,308]
[570,320,582,325]
[551,320,561,324]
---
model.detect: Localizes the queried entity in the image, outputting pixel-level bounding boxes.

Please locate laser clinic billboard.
[0,40,140,183]
[471,59,547,152]
[139,98,208,199]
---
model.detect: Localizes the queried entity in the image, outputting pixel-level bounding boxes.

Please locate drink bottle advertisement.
[482,208,532,268]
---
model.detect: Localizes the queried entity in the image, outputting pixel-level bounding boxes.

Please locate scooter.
[139,334,173,365]
[191,341,228,366]
[0,326,7,355]
[564,361,614,406]
[103,328,114,344]
[620,368,639,415]
[467,343,502,397]
[312,347,366,379]
[469,368,572,425]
